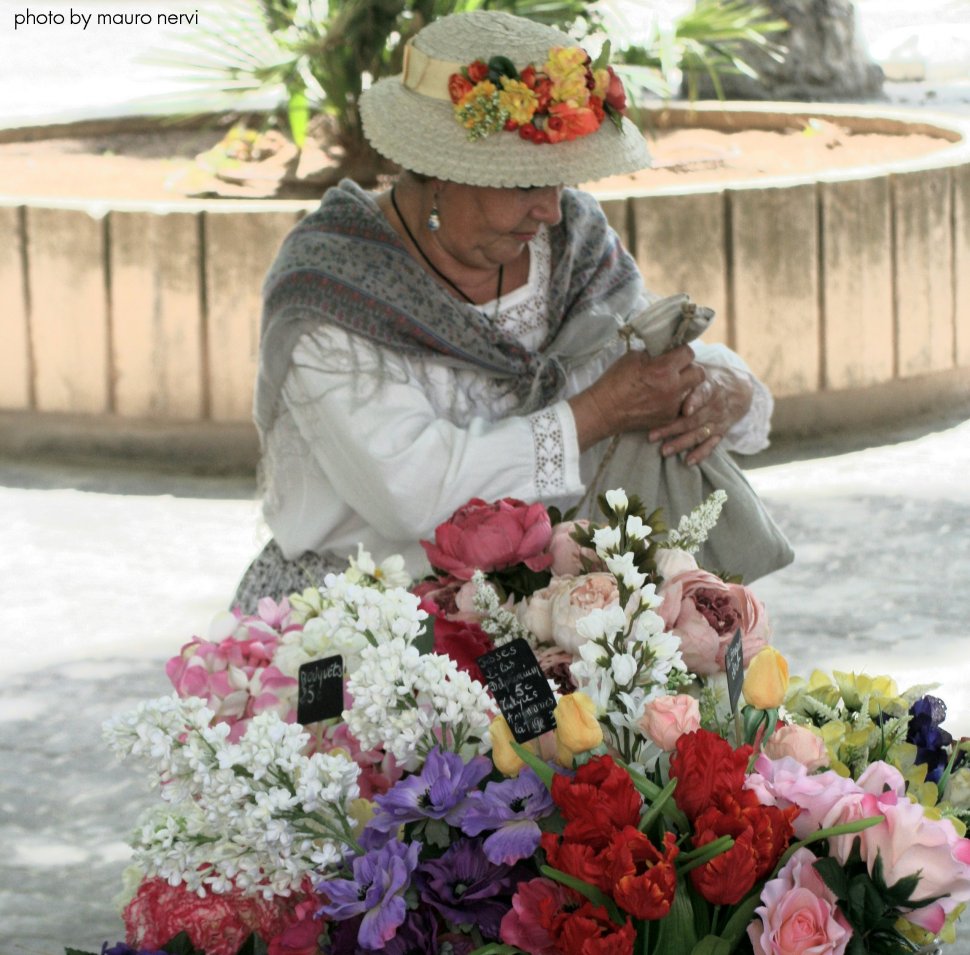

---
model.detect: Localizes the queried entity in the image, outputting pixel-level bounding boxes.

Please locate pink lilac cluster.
[746,754,970,943]
[165,596,299,741]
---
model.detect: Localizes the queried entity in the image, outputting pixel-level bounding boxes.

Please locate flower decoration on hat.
[449,43,628,144]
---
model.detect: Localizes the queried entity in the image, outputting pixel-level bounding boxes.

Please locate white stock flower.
[611,653,638,686]
[575,604,627,642]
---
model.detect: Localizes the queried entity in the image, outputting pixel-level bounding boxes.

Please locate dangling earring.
[427,196,441,232]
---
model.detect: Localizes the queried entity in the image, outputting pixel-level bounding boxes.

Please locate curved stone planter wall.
[1,102,969,468]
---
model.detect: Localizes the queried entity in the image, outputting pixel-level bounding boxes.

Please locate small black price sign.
[724,628,745,714]
[297,655,344,725]
[477,638,557,744]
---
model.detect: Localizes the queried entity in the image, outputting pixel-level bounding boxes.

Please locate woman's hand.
[648,363,755,465]
[569,345,706,451]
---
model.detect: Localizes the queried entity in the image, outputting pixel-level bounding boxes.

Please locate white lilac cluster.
[470,569,533,648]
[274,567,428,680]
[344,637,493,770]
[103,695,361,897]
[568,488,687,761]
[664,488,727,553]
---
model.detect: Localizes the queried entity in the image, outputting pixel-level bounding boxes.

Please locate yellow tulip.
[490,715,535,777]
[554,692,603,758]
[742,647,790,709]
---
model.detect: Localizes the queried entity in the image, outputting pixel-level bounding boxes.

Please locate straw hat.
[359,10,651,188]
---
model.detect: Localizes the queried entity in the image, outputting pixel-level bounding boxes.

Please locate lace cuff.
[528,401,583,498]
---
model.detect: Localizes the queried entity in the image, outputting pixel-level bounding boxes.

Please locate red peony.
[547,901,636,955]
[669,728,752,822]
[604,66,627,112]
[448,73,474,103]
[420,497,553,580]
[466,59,489,83]
[123,878,310,955]
[608,828,680,920]
[427,605,492,683]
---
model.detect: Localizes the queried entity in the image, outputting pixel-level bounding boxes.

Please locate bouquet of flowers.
[71,490,970,955]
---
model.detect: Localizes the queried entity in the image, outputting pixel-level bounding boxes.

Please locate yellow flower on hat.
[592,67,610,99]
[499,77,539,126]
[455,81,507,139]
[544,46,590,104]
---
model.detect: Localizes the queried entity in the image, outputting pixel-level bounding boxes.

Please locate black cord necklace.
[390,186,503,311]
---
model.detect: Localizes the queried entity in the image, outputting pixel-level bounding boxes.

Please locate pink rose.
[658,569,770,675]
[548,520,604,576]
[857,796,970,933]
[421,497,554,580]
[748,847,853,955]
[763,724,830,772]
[640,694,701,751]
[548,572,621,654]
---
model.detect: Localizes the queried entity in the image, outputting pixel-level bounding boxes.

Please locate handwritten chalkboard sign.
[724,629,744,714]
[297,655,344,725]
[477,638,557,744]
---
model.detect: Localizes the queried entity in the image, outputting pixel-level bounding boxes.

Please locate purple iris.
[319,838,420,950]
[416,836,530,940]
[459,767,555,864]
[100,945,167,955]
[908,695,954,782]
[368,747,493,834]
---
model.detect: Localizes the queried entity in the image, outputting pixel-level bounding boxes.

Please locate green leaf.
[592,38,612,71]
[653,877,698,953]
[287,88,309,147]
[64,949,99,955]
[488,54,518,80]
[690,936,732,955]
[638,776,678,833]
[510,740,555,788]
[717,890,763,948]
[814,855,851,899]
[235,933,269,955]
[161,932,207,955]
[468,945,526,955]
[677,834,734,875]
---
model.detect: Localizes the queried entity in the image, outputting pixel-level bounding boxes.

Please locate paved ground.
[2,1,970,953]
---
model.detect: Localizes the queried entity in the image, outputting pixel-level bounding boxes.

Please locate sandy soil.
[0,120,954,201]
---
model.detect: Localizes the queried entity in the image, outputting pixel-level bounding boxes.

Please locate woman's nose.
[531,186,563,224]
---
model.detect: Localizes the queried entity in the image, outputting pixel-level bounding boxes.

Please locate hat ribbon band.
[401,42,462,101]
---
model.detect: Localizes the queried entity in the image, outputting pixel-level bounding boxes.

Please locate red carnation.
[466,59,489,83]
[520,64,537,88]
[608,828,679,920]
[448,72,474,103]
[668,728,752,821]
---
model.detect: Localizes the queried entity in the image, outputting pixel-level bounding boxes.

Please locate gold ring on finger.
[700,425,712,440]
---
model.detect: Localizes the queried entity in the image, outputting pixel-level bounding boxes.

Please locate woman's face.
[434,182,563,271]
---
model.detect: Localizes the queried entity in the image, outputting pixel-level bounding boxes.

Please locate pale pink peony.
[420,497,554,580]
[658,569,770,675]
[640,694,701,751]
[748,847,853,955]
[548,520,604,576]
[763,724,830,772]
[548,572,621,654]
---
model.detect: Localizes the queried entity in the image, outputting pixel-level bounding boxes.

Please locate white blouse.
[262,229,772,573]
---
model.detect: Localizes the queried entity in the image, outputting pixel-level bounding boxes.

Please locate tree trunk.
[692,0,884,101]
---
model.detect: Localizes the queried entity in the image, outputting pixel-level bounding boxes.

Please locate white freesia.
[575,604,627,642]
[605,488,629,512]
[347,545,411,590]
[625,514,650,541]
[611,653,638,686]
[592,525,622,556]
[605,552,647,591]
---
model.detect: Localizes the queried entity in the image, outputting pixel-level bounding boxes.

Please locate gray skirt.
[232,539,346,613]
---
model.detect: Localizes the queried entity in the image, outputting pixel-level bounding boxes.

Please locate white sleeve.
[281,330,584,540]
[690,340,774,454]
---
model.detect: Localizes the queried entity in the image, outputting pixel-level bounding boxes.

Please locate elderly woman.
[234,10,790,610]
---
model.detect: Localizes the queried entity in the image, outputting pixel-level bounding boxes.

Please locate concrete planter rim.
[0,100,968,211]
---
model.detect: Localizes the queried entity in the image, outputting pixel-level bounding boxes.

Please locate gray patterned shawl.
[253,179,643,444]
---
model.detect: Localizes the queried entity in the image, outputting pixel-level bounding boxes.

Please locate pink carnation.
[748,847,853,955]
[420,497,554,580]
[658,569,770,675]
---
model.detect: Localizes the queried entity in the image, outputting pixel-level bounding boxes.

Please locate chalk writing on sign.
[477,638,557,744]
[297,655,344,725]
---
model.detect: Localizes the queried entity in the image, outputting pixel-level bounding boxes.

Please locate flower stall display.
[69,490,970,955]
